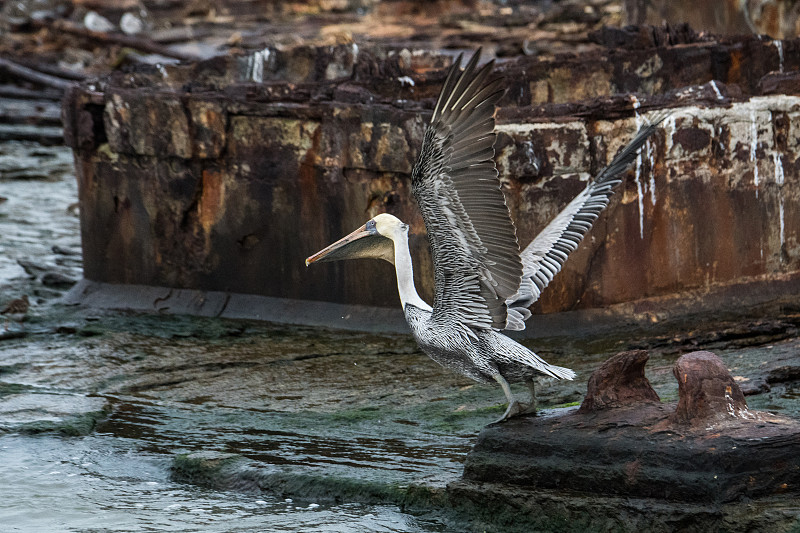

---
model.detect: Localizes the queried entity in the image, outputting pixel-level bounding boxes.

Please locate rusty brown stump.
[578,349,660,412]
[460,349,800,504]
[671,350,750,425]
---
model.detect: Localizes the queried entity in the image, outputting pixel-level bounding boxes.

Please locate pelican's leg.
[490,374,537,422]
[492,373,521,422]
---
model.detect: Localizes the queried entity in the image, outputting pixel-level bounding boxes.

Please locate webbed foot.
[494,400,537,423]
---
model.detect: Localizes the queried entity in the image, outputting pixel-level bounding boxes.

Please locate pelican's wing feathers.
[411,51,522,331]
[504,114,668,330]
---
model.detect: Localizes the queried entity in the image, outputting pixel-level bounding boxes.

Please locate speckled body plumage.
[404,304,573,385]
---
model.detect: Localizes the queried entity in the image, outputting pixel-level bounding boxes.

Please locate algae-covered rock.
[0,392,108,436]
[171,450,448,509]
[171,451,246,488]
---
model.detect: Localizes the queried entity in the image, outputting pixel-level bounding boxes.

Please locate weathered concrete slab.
[62,270,800,339]
[63,279,410,333]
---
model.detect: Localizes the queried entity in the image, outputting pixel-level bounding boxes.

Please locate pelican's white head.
[305,213,408,266]
[306,213,429,311]
[372,213,409,239]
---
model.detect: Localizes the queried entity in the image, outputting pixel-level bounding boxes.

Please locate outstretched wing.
[504,114,668,331]
[411,50,522,331]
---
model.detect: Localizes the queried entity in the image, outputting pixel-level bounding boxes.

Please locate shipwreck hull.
[62,31,800,328]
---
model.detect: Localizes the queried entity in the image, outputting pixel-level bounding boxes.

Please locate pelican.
[306,51,664,421]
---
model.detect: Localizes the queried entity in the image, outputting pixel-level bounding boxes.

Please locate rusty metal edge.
[62,274,800,340]
[61,279,410,334]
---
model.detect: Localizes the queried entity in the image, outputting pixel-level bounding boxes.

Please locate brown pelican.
[306,51,664,421]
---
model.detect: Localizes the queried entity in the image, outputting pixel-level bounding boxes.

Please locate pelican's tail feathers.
[542,363,576,380]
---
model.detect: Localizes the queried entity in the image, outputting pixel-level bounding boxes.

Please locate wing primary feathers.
[439,51,484,118]
[411,49,523,331]
[413,50,667,334]
[431,52,465,122]
[503,112,669,331]
[595,110,670,186]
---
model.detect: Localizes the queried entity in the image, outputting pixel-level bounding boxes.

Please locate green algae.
[16,408,108,437]
[171,451,450,515]
[0,383,34,396]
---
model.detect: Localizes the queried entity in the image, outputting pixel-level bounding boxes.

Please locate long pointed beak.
[305,223,371,266]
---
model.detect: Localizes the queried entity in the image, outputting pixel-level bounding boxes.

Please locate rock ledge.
[462,350,800,506]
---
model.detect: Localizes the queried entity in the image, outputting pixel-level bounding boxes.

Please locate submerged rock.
[0,391,107,436]
[171,450,447,509]
[40,271,76,288]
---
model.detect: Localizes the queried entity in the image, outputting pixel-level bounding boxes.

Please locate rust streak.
[199,169,225,233]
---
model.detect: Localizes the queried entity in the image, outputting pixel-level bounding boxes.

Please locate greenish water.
[0,433,453,532]
[0,142,462,532]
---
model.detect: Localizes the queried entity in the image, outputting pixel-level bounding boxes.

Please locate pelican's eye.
[366,219,377,233]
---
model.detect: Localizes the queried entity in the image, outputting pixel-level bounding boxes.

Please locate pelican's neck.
[392,231,431,312]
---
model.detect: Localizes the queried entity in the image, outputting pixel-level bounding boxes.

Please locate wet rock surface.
[578,349,660,411]
[460,349,800,530]
[0,389,107,436]
[171,450,449,511]
[672,350,749,424]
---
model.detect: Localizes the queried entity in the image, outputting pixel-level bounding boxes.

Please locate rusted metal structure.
[62,29,800,331]
[625,0,800,39]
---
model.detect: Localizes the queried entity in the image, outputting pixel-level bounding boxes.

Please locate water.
[0,141,464,532]
[0,142,81,288]
[0,346,470,532]
[2,140,798,532]
[0,434,442,532]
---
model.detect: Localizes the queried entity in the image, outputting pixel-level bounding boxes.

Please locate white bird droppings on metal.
[750,107,759,196]
[774,151,785,248]
[773,40,784,73]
